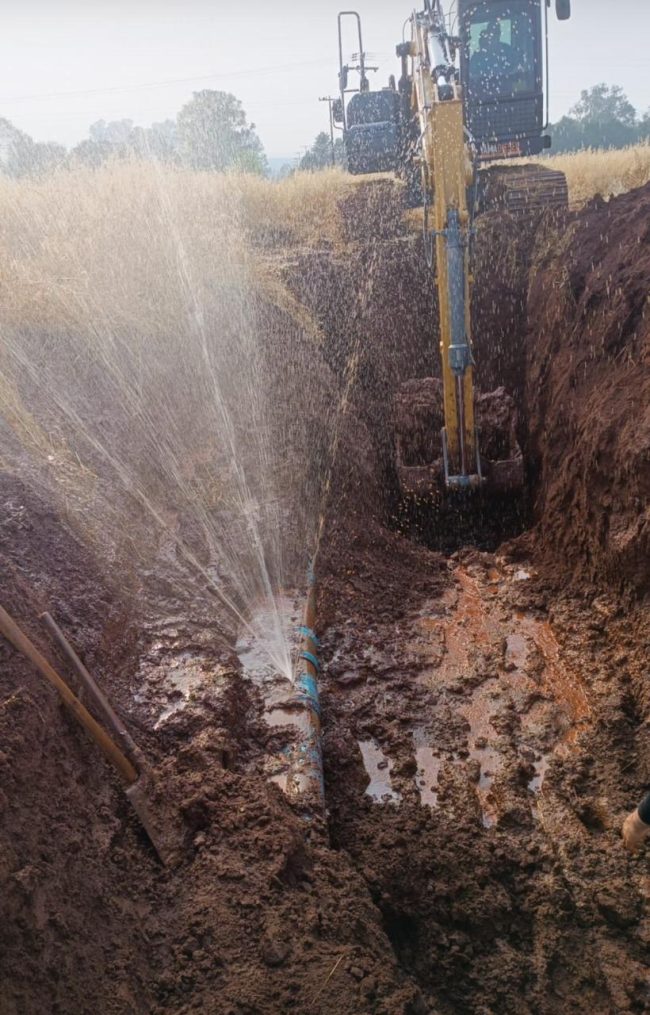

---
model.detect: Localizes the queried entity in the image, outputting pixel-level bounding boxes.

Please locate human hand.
[622,809,650,852]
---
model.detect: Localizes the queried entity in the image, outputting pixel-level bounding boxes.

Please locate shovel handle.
[40,611,144,770]
[0,603,137,785]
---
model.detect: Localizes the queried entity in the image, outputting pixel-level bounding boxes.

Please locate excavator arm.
[409,3,481,488]
[391,1,528,500]
[333,1,567,500]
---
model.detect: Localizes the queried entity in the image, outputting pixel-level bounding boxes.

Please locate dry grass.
[230,166,355,246]
[0,161,355,335]
[0,161,348,603]
[526,143,650,207]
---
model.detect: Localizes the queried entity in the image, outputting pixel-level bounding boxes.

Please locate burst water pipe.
[286,562,325,808]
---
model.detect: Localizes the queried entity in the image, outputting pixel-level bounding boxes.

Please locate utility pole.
[319,96,337,167]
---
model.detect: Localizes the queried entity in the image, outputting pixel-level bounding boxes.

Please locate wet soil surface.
[1,180,650,1014]
[319,524,650,1012]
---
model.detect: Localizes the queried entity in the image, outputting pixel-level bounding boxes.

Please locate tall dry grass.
[0,161,352,625]
[528,142,650,207]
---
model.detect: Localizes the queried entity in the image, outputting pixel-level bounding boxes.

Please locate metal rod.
[0,603,138,785]
[457,374,467,476]
[40,611,145,770]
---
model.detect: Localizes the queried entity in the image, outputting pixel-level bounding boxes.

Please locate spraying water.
[0,164,326,677]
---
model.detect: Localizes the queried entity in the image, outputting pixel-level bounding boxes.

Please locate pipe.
[0,603,138,785]
[40,611,145,770]
[286,566,325,807]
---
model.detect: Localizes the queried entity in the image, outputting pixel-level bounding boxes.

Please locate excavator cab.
[336,11,400,175]
[458,0,570,160]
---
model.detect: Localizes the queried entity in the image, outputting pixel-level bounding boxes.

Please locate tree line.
[552,84,650,153]
[0,90,266,178]
[1,82,647,180]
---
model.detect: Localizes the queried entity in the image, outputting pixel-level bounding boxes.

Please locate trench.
[309,184,650,1012]
[1,177,649,1015]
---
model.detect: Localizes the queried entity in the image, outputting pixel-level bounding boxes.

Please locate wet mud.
[1,179,650,1014]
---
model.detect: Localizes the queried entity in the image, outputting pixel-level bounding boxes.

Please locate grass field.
[279,143,650,210]
[529,142,650,207]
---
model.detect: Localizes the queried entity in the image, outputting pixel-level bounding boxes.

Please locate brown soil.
[525,185,650,595]
[2,180,650,1015]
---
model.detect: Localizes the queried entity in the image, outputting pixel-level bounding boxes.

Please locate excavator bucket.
[475,387,524,493]
[394,379,523,498]
[394,378,446,498]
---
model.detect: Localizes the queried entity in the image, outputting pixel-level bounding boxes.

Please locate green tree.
[571,83,636,128]
[550,115,585,153]
[71,118,181,167]
[299,131,345,171]
[639,109,650,142]
[70,119,135,166]
[176,90,267,174]
[0,117,65,177]
[89,118,135,145]
[551,83,641,153]
[129,120,180,162]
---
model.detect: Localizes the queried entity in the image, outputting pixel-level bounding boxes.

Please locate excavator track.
[476,163,569,215]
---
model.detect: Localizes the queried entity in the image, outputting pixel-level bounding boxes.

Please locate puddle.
[265,705,312,736]
[461,682,501,792]
[414,564,593,823]
[423,570,503,685]
[236,593,307,732]
[468,746,496,792]
[528,753,550,793]
[519,616,590,727]
[505,632,528,671]
[359,740,401,804]
[270,772,289,793]
[413,734,442,807]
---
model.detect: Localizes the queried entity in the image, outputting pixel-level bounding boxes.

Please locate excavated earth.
[1,179,650,1014]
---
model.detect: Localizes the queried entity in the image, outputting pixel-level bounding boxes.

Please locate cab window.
[347,91,399,127]
[464,1,537,98]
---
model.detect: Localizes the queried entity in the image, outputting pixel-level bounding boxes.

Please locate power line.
[0,58,333,105]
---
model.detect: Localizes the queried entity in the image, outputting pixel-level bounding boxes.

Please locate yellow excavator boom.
[409,8,481,488]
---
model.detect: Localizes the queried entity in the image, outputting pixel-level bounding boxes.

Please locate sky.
[0,0,647,161]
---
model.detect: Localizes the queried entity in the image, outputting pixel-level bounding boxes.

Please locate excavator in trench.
[333,0,571,497]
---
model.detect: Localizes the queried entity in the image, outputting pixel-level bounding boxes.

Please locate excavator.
[334,0,571,496]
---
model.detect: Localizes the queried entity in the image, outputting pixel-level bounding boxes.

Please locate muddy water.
[235,592,313,791]
[413,733,442,807]
[414,562,591,826]
[152,654,218,728]
[359,740,401,804]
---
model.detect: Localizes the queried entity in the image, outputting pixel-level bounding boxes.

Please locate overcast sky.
[0,0,647,160]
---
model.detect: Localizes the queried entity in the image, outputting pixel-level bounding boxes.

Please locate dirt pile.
[525,183,650,595]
